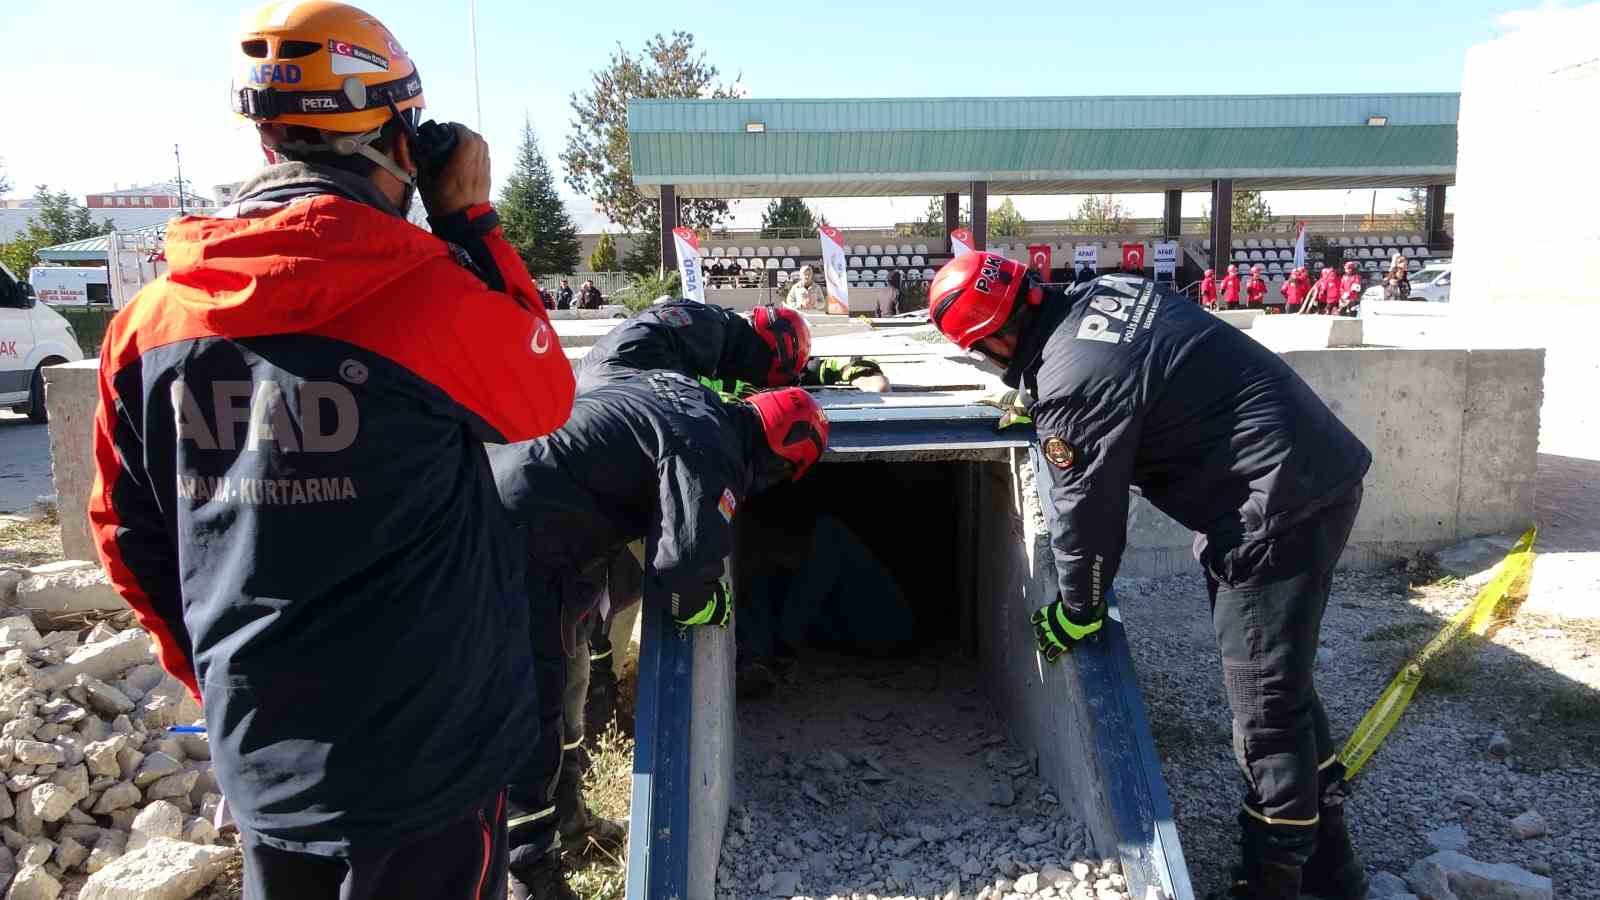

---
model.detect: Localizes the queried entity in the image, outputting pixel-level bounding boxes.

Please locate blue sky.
[0,0,1570,229]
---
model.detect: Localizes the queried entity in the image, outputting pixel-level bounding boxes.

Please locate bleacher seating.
[915,244,929,255]
[849,256,863,268]
[775,270,789,284]
[781,257,796,269]
[710,247,725,258]
[869,244,884,256]
[911,255,925,266]
[756,246,770,257]
[739,246,754,257]
[895,255,910,267]
[922,267,936,280]
[865,256,879,268]
[786,246,801,257]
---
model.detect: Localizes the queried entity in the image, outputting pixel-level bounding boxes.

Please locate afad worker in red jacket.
[1222,263,1242,308]
[1338,261,1365,315]
[1246,264,1268,308]
[1200,268,1219,308]
[1306,266,1341,314]
[1280,266,1312,313]
[88,4,575,897]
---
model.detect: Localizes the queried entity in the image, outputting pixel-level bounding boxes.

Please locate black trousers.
[1202,484,1362,866]
[240,790,506,900]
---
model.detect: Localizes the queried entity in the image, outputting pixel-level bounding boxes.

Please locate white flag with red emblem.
[672,227,705,303]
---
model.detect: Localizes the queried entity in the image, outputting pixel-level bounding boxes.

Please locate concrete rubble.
[1404,851,1553,900]
[0,608,225,900]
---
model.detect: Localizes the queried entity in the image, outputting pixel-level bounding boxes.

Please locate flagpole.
[468,0,483,130]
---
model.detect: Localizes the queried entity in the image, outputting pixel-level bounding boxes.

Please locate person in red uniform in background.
[1222,263,1242,309]
[1246,264,1268,309]
[1200,269,1219,308]
[1338,261,1364,316]
[1281,266,1310,314]
[1305,266,1340,314]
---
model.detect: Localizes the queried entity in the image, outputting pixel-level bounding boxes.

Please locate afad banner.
[950,228,975,257]
[1026,244,1053,277]
[1153,241,1179,280]
[818,224,851,315]
[1121,242,1147,272]
[672,227,705,303]
[1073,244,1099,277]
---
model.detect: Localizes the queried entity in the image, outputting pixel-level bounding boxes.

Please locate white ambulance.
[0,261,86,423]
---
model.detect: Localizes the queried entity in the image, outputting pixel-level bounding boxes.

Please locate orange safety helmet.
[233,2,423,136]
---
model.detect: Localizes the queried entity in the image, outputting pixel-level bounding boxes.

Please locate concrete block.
[33,631,155,691]
[1212,309,1263,330]
[1249,315,1364,351]
[1361,300,1452,319]
[42,361,101,564]
[14,561,127,624]
[686,564,736,900]
[1457,349,1543,536]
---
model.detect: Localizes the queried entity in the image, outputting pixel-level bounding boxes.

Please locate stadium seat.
[923,268,937,280]
[781,257,796,269]
[1365,261,1380,272]
[1248,250,1263,262]
[757,246,771,257]
[911,255,925,266]
[863,256,878,268]
[869,244,884,256]
[1336,237,1352,247]
[876,269,890,281]
[1233,251,1249,262]
[915,244,929,255]
[849,256,862,268]
[710,247,725,258]
[739,246,753,257]
[1244,239,1258,249]
[895,255,910,267]
[775,270,790,284]
[1267,262,1282,274]
[786,245,801,257]
[1408,259,1423,271]
[846,270,860,282]
[1276,239,1290,249]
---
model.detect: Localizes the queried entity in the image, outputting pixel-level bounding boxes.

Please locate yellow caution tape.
[1338,526,1537,780]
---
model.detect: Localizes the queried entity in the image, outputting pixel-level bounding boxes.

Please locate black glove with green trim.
[669,577,732,629]
[699,376,759,402]
[1030,595,1106,661]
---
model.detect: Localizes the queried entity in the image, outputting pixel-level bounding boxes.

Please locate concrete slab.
[1212,309,1263,330]
[42,361,100,562]
[1249,315,1363,351]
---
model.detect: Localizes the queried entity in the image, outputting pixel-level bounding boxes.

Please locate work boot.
[1224,814,1306,900]
[1301,801,1369,899]
[562,813,628,862]
[509,854,579,900]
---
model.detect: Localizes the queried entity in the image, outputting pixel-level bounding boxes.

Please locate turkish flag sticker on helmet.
[328,39,389,75]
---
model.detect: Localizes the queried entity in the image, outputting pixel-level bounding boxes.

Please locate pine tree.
[761,198,817,238]
[989,198,1027,237]
[1070,194,1127,235]
[499,118,581,276]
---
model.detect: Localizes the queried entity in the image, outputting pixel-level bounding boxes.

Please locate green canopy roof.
[628,94,1458,198]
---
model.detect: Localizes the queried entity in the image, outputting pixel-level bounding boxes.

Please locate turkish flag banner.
[1121,242,1146,271]
[1026,244,1053,277]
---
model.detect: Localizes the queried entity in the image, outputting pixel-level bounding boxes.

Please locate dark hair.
[275,119,405,178]
[887,270,902,288]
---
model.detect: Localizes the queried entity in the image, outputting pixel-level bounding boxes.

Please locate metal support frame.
[658,184,680,273]
[1209,179,1233,271]
[1425,184,1447,247]
[970,181,989,251]
[943,192,961,252]
[1163,189,1183,239]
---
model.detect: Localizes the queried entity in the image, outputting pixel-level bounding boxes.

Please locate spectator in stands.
[879,270,903,317]
[710,258,728,287]
[1281,266,1311,314]
[1075,262,1097,285]
[556,278,574,310]
[1199,268,1219,308]
[538,286,555,311]
[578,278,604,309]
[786,264,824,310]
[1246,264,1268,309]
[1221,263,1242,309]
[1338,261,1363,316]
[1384,254,1411,301]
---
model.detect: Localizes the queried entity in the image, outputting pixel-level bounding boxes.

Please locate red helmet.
[1344,261,1359,273]
[1294,266,1308,278]
[746,388,829,481]
[1250,264,1264,276]
[927,252,1030,349]
[1203,268,1215,279]
[750,305,811,386]
[1227,264,1239,276]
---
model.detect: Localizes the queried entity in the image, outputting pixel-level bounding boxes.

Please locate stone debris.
[0,611,224,895]
[1405,851,1553,900]
[1426,823,1470,852]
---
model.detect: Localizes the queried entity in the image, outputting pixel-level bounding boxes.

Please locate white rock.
[1405,851,1552,900]
[182,816,217,846]
[0,616,43,651]
[84,737,126,779]
[78,838,237,900]
[90,781,141,815]
[0,785,11,820]
[85,623,120,645]
[127,801,185,852]
[5,863,61,900]
[12,741,63,766]
[54,835,89,872]
[1071,862,1092,880]
[77,676,136,717]
[1015,872,1041,893]
[31,632,154,691]
[15,561,125,617]
[19,841,53,868]
[86,830,127,875]
[27,783,79,822]
[1508,810,1548,841]
[133,677,201,730]
[1486,731,1512,759]
[145,770,199,802]
[133,752,182,788]
[1427,824,1470,852]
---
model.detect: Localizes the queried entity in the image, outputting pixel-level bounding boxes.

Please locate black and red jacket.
[575,300,778,395]
[88,163,574,854]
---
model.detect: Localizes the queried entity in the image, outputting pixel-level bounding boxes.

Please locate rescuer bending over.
[924,254,1372,900]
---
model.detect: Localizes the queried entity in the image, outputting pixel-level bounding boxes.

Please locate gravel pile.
[716,655,1130,900]
[0,594,234,900]
[1117,565,1596,899]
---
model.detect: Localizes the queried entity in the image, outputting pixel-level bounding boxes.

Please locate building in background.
[213,182,244,207]
[85,183,212,210]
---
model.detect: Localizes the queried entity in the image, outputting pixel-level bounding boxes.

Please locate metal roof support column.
[1425,184,1447,248]
[943,192,961,253]
[1163,190,1183,239]
[970,181,988,251]
[1209,179,1233,272]
[659,184,679,273]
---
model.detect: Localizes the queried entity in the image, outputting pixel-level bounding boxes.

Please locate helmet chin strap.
[269,127,417,216]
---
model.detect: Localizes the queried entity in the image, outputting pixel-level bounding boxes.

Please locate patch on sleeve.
[717,487,738,522]
[1042,436,1075,469]
[658,306,693,328]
